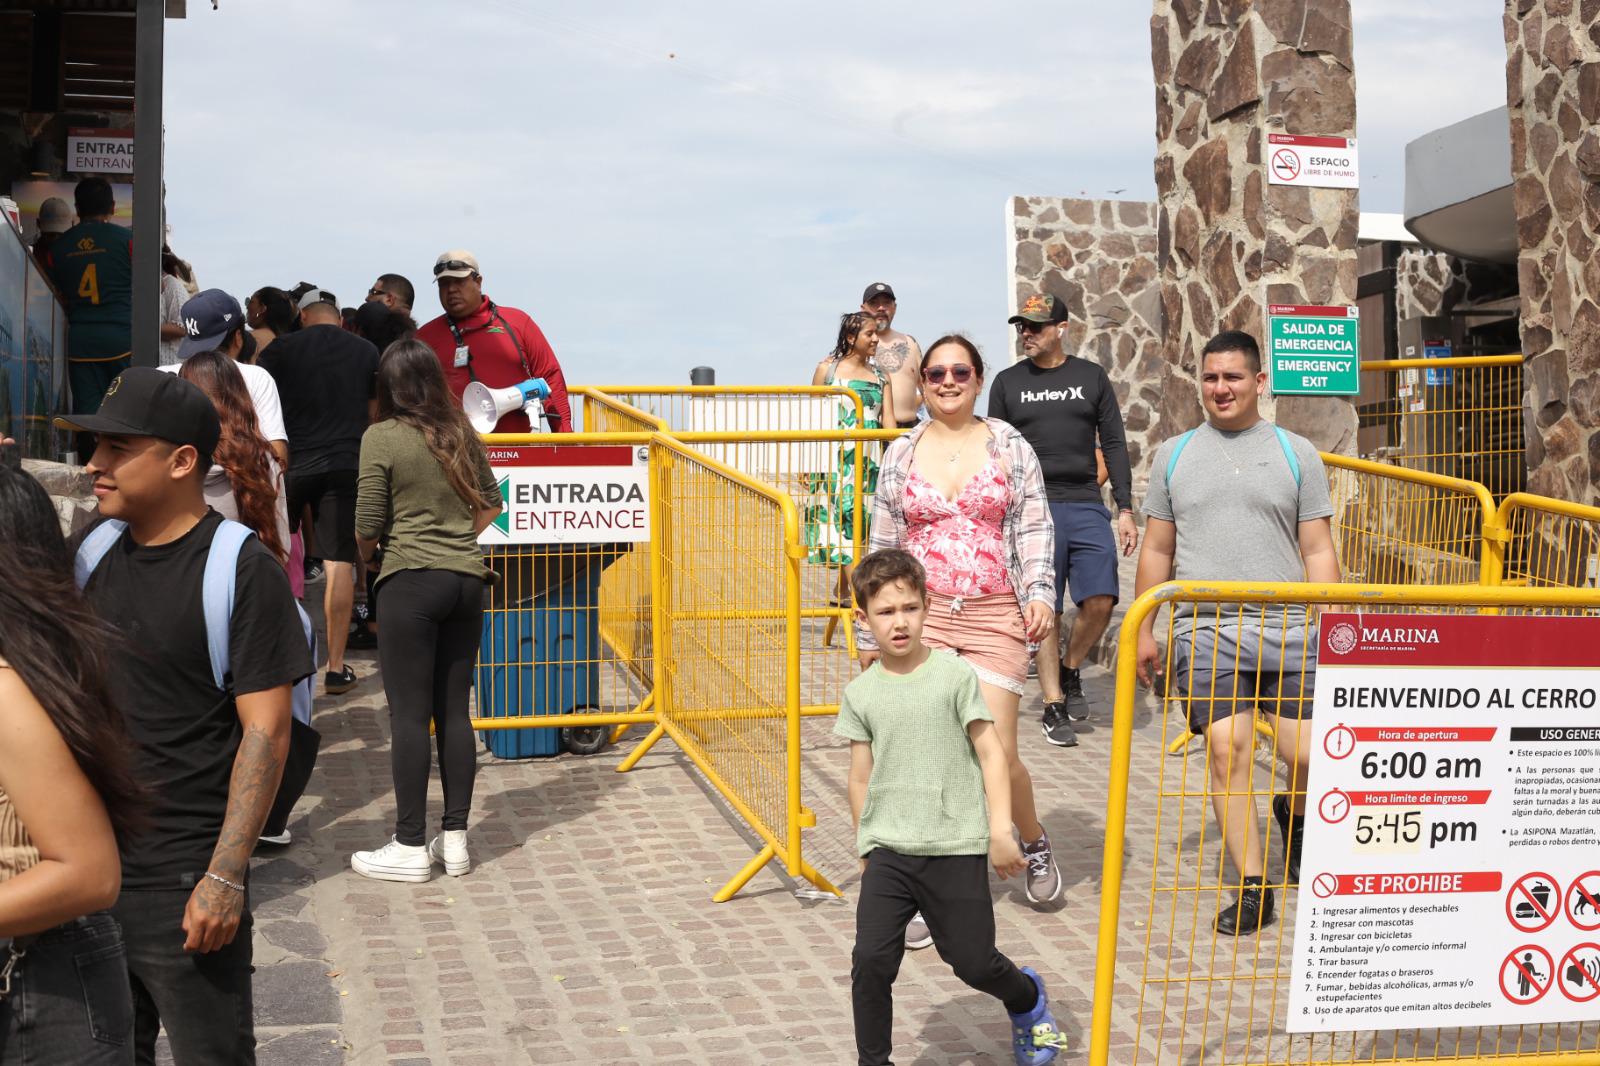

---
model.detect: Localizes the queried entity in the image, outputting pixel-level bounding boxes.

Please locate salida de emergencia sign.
[1268,304,1360,396]
[1267,133,1359,189]
[479,444,650,545]
[1288,613,1600,1033]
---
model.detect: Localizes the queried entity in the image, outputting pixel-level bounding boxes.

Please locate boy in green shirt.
[836,549,1060,1066]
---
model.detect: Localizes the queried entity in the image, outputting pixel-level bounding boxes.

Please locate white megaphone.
[463,378,551,434]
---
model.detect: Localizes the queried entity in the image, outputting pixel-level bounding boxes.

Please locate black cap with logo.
[862,282,896,303]
[54,367,221,457]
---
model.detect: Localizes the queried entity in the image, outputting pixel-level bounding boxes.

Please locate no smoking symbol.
[1272,148,1301,181]
[1500,945,1554,1005]
[1506,872,1560,933]
[1324,724,1356,760]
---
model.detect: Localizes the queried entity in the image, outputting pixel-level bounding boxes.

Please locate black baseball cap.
[54,367,221,457]
[862,282,896,303]
[177,288,246,361]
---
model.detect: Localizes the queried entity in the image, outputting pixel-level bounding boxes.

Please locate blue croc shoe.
[1007,966,1060,1064]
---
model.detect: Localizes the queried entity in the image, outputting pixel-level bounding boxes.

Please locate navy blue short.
[1049,501,1120,612]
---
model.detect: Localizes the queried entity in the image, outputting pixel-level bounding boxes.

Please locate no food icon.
[1506,872,1560,934]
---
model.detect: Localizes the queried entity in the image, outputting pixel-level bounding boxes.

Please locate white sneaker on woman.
[428,830,470,876]
[351,838,431,883]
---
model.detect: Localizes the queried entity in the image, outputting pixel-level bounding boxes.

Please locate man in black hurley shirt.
[259,287,379,694]
[990,293,1138,746]
[57,368,310,1064]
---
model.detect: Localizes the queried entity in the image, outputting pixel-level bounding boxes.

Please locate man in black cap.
[859,282,923,428]
[161,288,289,467]
[259,288,380,693]
[57,368,310,1064]
[990,293,1138,747]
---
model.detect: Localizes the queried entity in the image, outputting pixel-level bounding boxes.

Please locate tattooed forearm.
[207,722,286,883]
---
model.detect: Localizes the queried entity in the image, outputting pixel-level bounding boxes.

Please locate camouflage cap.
[1007,292,1070,325]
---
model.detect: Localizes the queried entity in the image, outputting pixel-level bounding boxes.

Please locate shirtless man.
[860,282,922,428]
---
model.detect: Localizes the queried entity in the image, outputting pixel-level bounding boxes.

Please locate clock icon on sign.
[1324,724,1356,760]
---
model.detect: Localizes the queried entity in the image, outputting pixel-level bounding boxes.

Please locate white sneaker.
[351,838,431,883]
[904,911,933,950]
[428,830,470,876]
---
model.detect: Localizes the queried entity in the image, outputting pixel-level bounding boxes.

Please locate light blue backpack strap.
[1272,425,1303,486]
[202,520,256,691]
[290,603,317,726]
[73,520,129,589]
[1165,428,1198,484]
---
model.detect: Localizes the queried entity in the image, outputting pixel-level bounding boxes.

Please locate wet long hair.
[829,311,875,361]
[0,466,147,838]
[179,351,288,564]
[375,338,497,511]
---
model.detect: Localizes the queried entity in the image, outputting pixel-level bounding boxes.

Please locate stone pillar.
[1503,0,1600,503]
[1150,0,1360,453]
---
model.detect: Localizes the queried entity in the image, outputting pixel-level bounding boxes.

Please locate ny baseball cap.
[37,197,73,234]
[862,282,896,303]
[1008,292,1070,325]
[54,367,221,457]
[176,288,245,361]
[433,250,480,279]
[297,287,338,312]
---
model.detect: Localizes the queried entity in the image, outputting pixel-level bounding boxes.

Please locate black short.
[286,468,358,564]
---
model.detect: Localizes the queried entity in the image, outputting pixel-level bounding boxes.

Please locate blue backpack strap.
[73,520,129,589]
[1272,425,1303,486]
[1164,429,1198,484]
[202,520,256,691]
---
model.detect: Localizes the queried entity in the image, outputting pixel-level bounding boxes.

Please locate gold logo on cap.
[1022,294,1049,314]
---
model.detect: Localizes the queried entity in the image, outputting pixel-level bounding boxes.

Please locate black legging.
[376,568,485,846]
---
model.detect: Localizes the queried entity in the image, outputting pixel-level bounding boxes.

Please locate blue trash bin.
[476,563,602,758]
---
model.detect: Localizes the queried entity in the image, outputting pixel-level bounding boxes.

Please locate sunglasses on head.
[1014,320,1053,335]
[433,260,476,277]
[922,364,975,385]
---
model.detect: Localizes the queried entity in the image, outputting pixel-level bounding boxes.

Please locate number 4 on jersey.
[78,262,100,305]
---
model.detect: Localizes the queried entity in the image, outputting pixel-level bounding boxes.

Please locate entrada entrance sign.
[1268,304,1360,396]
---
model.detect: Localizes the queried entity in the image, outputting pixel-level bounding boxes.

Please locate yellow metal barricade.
[618,433,840,901]
[1496,494,1600,593]
[1356,356,1525,500]
[1093,580,1600,1066]
[1321,453,1500,586]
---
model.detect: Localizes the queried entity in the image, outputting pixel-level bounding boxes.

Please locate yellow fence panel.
[1093,580,1600,1066]
[637,433,840,902]
[1356,356,1525,500]
[1496,494,1600,594]
[1322,453,1498,586]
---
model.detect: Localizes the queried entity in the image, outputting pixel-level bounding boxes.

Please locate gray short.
[1164,623,1318,735]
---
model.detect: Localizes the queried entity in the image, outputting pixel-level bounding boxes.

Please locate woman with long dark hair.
[804,311,894,599]
[178,350,290,566]
[350,339,502,883]
[0,464,147,1063]
[245,287,295,358]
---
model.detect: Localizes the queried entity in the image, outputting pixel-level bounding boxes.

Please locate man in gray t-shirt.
[1133,330,1340,939]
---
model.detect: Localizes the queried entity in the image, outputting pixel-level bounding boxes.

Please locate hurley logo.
[1020,387,1085,402]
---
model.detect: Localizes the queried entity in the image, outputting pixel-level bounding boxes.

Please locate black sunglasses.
[922,365,975,385]
[1014,320,1052,335]
[367,286,387,298]
[433,260,476,277]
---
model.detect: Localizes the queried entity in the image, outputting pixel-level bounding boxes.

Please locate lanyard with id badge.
[448,300,534,382]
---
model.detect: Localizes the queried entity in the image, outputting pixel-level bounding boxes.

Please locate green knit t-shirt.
[355,419,502,589]
[833,651,994,858]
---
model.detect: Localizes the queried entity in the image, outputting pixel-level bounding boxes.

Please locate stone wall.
[1503,0,1600,503]
[1006,196,1165,484]
[1150,0,1361,455]
[1395,249,1518,321]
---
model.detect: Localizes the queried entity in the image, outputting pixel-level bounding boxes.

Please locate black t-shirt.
[75,511,312,888]
[259,324,379,476]
[987,356,1133,509]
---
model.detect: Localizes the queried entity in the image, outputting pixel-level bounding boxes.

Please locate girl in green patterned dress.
[805,313,896,594]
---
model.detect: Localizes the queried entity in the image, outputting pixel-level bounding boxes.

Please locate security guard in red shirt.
[415,250,572,433]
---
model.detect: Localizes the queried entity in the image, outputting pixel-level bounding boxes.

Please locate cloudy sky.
[163,2,1508,388]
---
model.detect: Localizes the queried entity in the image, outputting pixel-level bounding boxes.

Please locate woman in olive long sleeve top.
[350,339,502,884]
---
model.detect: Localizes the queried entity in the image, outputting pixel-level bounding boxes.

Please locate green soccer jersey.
[47,220,133,359]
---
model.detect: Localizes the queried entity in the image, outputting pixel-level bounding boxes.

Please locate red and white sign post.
[1288,613,1600,1031]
